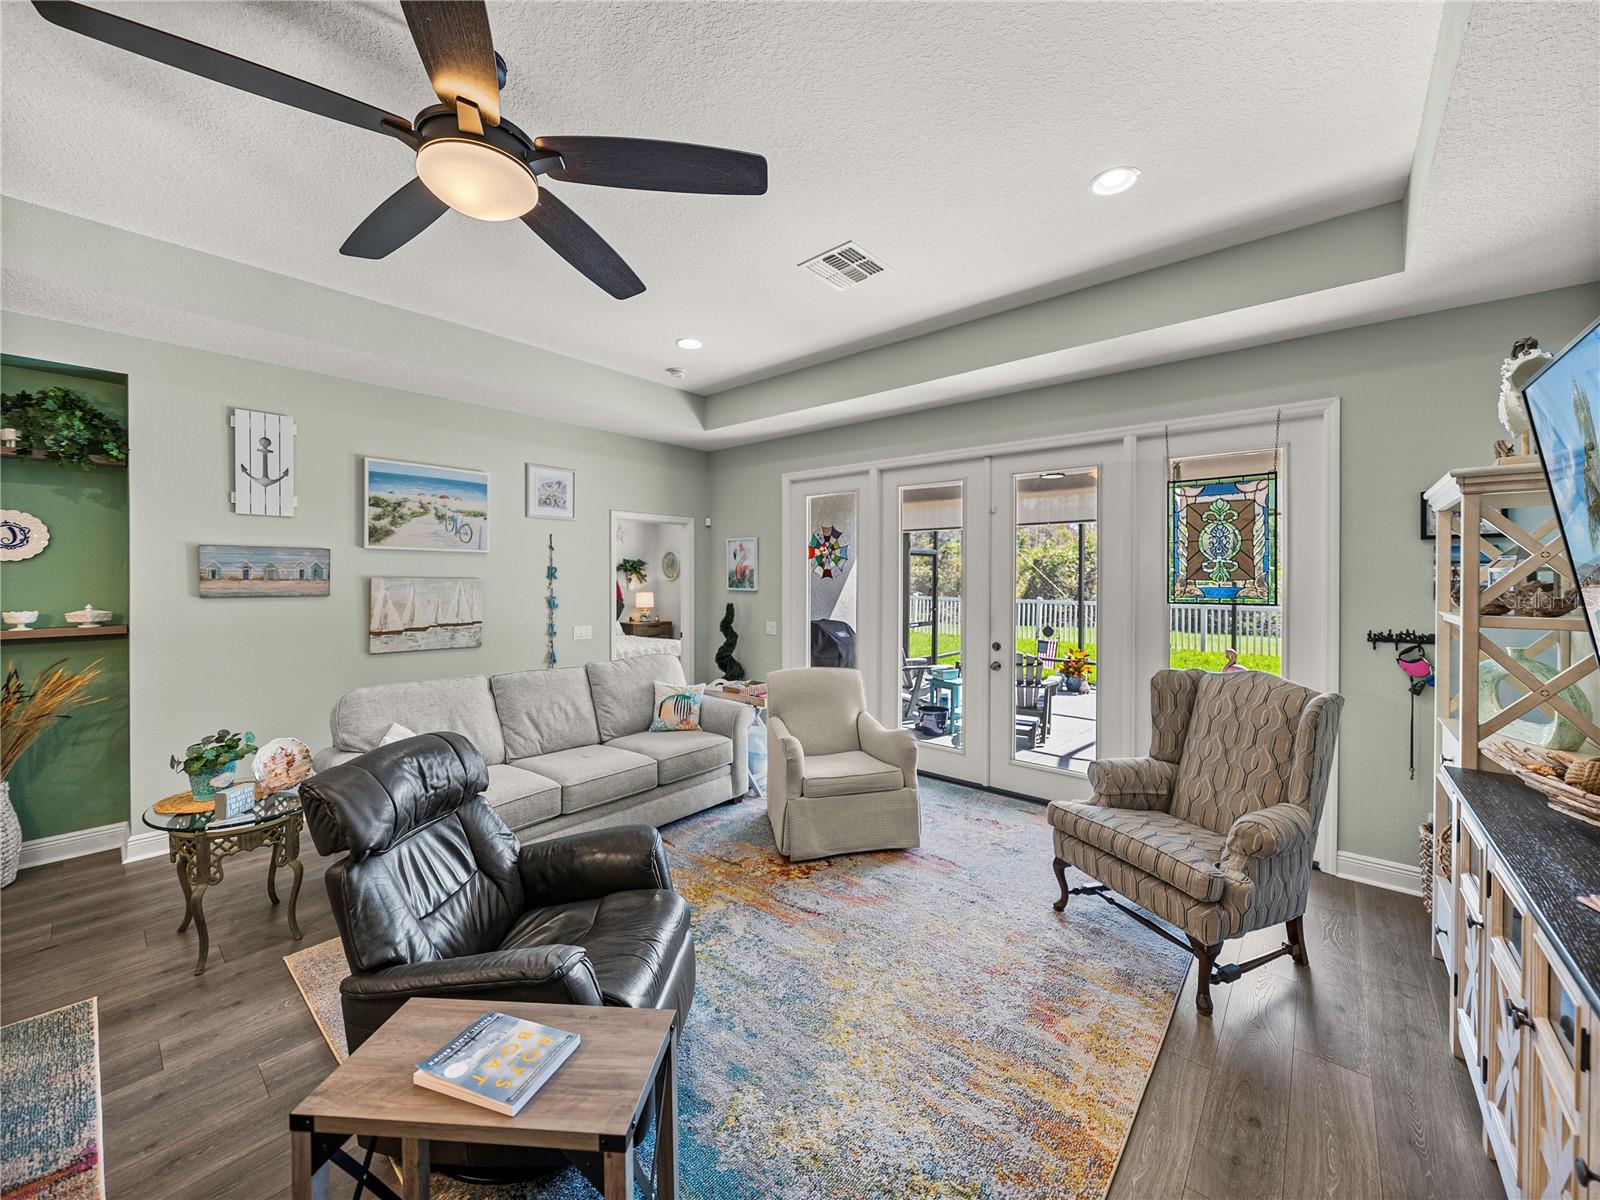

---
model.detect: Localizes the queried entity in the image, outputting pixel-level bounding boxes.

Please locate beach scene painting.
[198,545,330,596]
[364,458,489,552]
[369,576,484,654]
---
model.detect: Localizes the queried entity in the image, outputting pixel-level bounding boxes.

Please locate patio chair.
[900,654,931,722]
[1015,654,1058,748]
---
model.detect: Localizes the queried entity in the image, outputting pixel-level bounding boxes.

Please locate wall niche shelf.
[0,624,128,641]
[0,447,127,468]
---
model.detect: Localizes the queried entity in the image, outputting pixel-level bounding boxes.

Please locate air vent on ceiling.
[799,242,887,291]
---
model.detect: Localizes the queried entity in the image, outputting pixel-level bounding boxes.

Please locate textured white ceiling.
[0,0,1446,391]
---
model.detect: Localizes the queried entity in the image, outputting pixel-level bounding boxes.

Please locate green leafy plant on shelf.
[616,558,648,586]
[171,728,256,798]
[1,387,129,469]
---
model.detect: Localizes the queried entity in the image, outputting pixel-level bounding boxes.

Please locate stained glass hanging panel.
[1168,472,1279,605]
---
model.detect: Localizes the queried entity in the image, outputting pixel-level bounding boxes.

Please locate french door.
[784,401,1338,863]
[880,443,1127,802]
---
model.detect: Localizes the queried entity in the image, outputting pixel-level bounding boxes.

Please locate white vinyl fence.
[909,594,1282,654]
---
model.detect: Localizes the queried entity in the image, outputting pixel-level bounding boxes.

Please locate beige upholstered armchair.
[1049,669,1343,1014]
[766,668,921,861]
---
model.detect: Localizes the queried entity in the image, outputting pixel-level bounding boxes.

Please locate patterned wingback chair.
[1048,669,1343,1014]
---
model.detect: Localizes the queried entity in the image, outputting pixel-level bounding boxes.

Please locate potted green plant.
[171,729,256,799]
[0,387,129,469]
[616,558,648,586]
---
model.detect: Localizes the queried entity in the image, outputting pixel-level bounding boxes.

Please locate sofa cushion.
[1047,801,1226,903]
[511,746,658,814]
[608,730,733,785]
[800,750,904,798]
[485,764,561,831]
[498,889,691,1010]
[585,655,687,741]
[330,675,506,764]
[491,668,601,759]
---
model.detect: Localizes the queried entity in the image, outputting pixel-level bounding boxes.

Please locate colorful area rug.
[1,998,106,1200]
[287,778,1191,1199]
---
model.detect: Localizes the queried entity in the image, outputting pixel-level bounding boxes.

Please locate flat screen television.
[1523,315,1600,663]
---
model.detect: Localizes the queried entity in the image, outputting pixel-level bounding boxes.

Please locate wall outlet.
[766,621,779,636]
[574,625,593,641]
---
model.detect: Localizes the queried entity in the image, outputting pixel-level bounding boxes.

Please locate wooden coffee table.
[290,998,678,1200]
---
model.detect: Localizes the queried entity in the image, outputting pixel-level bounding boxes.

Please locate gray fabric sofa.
[312,654,753,842]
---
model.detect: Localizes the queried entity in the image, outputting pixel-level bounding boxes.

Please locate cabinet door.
[1529,928,1593,1199]
[1456,823,1488,1072]
[1531,1040,1586,1198]
[1484,872,1528,1191]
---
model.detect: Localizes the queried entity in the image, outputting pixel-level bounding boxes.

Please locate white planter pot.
[0,781,20,888]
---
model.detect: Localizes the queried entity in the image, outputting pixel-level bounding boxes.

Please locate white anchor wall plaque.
[230,409,297,516]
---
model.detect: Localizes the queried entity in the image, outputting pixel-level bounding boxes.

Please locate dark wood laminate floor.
[2,843,1502,1200]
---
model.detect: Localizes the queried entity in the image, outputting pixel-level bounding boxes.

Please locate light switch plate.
[766,621,779,636]
[574,625,593,640]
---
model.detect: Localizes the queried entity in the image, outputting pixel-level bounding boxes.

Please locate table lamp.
[635,591,656,621]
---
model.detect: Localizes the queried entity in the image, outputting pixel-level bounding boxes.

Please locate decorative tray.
[1483,739,1600,828]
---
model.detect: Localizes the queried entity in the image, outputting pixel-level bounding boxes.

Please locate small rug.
[1,998,106,1200]
[287,779,1191,1199]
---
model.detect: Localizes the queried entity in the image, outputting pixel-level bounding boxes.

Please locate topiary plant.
[1,387,128,469]
[715,603,744,680]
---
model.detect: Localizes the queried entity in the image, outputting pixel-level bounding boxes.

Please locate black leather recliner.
[299,732,696,1054]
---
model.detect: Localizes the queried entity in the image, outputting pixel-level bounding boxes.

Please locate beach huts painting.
[198,546,330,596]
[365,458,490,553]
[369,576,484,654]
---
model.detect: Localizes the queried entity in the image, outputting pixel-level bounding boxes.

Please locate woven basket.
[1419,823,1435,913]
[1482,740,1600,828]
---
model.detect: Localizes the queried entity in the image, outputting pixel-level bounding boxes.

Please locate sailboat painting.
[369,576,484,654]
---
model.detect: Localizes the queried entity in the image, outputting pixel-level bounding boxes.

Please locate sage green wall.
[0,360,130,840]
[0,312,711,851]
[700,284,1600,867]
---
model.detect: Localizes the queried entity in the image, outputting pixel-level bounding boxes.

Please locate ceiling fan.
[31,0,769,299]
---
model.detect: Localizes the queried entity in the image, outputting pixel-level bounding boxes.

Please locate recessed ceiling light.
[1090,166,1141,196]
[675,337,704,351]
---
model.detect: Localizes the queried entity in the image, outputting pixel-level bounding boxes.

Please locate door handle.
[1576,1156,1596,1187]
[1505,998,1534,1030]
[990,661,1002,671]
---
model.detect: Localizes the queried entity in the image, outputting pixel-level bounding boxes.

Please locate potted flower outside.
[1058,647,1091,694]
[172,729,256,799]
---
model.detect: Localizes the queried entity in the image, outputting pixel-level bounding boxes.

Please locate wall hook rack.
[1367,628,1435,650]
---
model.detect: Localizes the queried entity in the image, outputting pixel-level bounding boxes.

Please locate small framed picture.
[727,537,758,591]
[526,464,575,520]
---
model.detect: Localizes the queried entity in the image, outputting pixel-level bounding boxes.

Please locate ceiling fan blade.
[340,178,448,259]
[400,1,501,126]
[536,136,767,195]
[522,190,644,300]
[31,1,417,146]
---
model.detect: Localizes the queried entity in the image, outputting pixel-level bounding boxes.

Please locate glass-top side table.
[141,791,305,975]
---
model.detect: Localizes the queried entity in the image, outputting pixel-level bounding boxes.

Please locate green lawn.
[907,630,1279,679]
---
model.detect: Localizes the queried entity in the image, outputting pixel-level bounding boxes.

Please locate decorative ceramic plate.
[661,551,680,581]
[252,736,313,792]
[0,510,49,561]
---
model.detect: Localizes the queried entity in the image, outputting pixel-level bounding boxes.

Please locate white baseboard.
[19,822,127,870]
[122,830,169,864]
[1334,850,1423,897]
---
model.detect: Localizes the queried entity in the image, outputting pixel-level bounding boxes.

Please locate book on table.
[413,1011,581,1116]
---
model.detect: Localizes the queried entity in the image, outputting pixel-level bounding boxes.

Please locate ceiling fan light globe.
[415,138,539,221]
